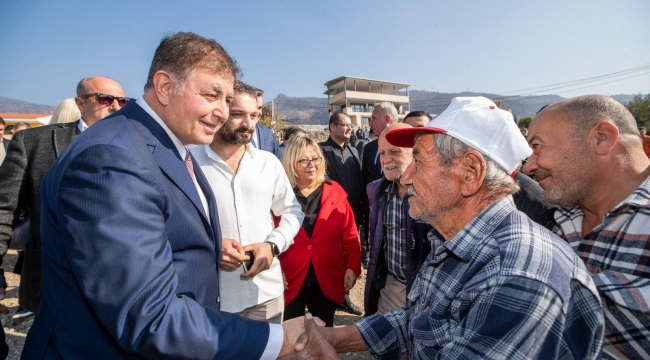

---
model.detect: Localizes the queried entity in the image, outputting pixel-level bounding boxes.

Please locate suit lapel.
[52,121,78,158]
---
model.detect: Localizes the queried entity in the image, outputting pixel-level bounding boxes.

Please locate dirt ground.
[0,250,371,359]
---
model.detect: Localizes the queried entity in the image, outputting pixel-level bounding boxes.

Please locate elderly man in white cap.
[282,97,605,360]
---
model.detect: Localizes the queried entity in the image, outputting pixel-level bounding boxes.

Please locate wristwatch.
[265,241,280,257]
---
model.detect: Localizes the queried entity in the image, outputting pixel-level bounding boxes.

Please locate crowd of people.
[0,31,647,360]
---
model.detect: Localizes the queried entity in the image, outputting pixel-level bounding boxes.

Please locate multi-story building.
[324,76,410,127]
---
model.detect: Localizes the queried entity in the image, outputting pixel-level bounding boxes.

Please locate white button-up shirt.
[192,143,303,313]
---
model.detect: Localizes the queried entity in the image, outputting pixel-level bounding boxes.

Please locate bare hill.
[0,97,56,113]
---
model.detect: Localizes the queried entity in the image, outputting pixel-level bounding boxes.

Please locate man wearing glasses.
[319,112,364,315]
[0,76,126,320]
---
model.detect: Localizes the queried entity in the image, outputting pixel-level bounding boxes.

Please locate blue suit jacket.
[255,123,282,159]
[22,102,269,359]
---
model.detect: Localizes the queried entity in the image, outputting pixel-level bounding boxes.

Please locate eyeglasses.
[297,157,322,168]
[79,93,129,107]
[333,123,352,128]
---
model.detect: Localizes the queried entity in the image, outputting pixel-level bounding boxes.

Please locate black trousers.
[284,282,338,327]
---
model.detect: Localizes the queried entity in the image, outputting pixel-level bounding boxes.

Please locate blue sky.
[0,0,648,106]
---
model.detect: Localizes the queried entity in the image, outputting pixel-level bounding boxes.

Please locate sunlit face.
[522,109,592,207]
[75,77,126,125]
[378,135,412,182]
[400,134,460,225]
[404,115,429,128]
[216,92,259,146]
[295,145,322,184]
[370,107,389,135]
[164,69,233,146]
[329,114,352,141]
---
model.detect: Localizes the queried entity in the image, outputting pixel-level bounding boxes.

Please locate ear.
[590,120,619,156]
[152,71,174,106]
[457,150,486,196]
[74,97,86,116]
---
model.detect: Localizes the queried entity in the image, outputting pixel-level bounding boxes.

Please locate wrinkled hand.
[0,288,8,314]
[220,238,248,270]
[344,269,357,292]
[240,242,273,278]
[278,315,326,357]
[279,313,339,360]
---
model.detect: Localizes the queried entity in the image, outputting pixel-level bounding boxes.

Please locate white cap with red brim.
[385,96,532,176]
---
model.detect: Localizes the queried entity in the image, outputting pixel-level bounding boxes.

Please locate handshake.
[279,313,352,360]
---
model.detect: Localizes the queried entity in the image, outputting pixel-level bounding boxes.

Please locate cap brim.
[385,126,447,148]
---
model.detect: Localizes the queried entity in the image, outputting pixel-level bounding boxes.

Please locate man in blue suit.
[22,32,303,359]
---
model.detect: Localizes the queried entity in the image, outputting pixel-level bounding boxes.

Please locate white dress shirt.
[136,97,284,359]
[192,143,304,313]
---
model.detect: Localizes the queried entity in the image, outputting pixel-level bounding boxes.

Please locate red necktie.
[184,148,196,182]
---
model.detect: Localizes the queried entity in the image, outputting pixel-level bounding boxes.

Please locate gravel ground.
[0,250,372,359]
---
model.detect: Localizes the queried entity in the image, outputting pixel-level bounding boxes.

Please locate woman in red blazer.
[280,137,362,326]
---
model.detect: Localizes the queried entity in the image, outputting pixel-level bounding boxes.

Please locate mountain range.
[0,92,638,126]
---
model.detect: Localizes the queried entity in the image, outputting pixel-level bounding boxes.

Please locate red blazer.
[279,181,362,305]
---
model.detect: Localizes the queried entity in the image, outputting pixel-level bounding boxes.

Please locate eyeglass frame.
[296,157,323,168]
[78,93,129,107]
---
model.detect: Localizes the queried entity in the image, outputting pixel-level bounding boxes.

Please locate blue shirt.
[356,196,604,359]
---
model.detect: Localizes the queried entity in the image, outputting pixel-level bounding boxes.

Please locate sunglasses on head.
[79,93,129,107]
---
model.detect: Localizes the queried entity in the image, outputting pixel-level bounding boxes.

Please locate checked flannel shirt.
[383,182,409,283]
[554,175,650,359]
[356,196,604,360]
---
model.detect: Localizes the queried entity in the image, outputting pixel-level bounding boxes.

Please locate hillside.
[0,97,56,113]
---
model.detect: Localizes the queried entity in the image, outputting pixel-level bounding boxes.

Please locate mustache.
[532,168,552,182]
[234,126,254,135]
[407,185,418,197]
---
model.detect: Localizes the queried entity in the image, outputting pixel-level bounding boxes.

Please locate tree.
[625,94,650,129]
[518,116,532,128]
[258,103,286,133]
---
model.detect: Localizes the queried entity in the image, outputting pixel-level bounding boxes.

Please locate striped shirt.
[356,196,604,359]
[383,182,409,283]
[554,175,650,359]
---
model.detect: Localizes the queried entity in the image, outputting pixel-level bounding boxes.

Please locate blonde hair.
[282,137,327,188]
[51,98,81,124]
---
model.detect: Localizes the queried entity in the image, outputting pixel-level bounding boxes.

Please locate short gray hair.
[429,133,520,196]
[374,102,398,123]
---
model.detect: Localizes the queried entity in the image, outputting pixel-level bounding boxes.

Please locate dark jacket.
[0,121,79,311]
[364,177,432,317]
[362,139,382,187]
[318,137,364,222]
[255,123,282,159]
[513,172,556,230]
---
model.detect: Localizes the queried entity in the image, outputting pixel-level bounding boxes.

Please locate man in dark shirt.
[319,112,364,315]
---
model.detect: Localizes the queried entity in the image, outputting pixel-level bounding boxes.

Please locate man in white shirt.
[193,80,304,323]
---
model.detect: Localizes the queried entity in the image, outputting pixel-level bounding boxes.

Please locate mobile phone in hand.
[242,251,255,272]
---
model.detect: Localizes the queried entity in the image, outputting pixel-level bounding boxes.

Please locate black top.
[318,137,363,214]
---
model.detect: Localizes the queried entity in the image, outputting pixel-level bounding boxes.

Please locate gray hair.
[430,133,520,196]
[374,102,398,123]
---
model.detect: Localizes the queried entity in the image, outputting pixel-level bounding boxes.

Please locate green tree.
[518,116,532,128]
[625,94,650,129]
[259,104,286,133]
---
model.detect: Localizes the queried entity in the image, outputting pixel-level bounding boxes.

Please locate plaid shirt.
[383,182,409,283]
[356,196,604,359]
[554,175,650,359]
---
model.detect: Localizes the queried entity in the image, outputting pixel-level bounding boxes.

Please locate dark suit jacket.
[362,139,382,187]
[0,121,78,311]
[255,123,282,159]
[22,102,269,359]
[318,138,364,222]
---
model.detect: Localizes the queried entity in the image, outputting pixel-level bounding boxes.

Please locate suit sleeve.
[56,144,268,359]
[0,134,28,286]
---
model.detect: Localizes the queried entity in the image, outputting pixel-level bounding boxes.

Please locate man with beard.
[523,94,650,359]
[192,80,303,323]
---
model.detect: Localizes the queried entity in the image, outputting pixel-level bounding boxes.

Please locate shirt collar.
[78,118,89,133]
[203,142,257,164]
[441,195,516,261]
[136,96,187,159]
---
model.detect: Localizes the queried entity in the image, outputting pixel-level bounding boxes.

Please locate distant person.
[318,112,364,315]
[403,110,431,127]
[13,122,31,133]
[523,95,650,359]
[355,126,363,140]
[0,76,127,321]
[280,137,361,327]
[50,98,82,124]
[192,80,303,324]
[640,126,650,157]
[3,125,15,142]
[280,126,307,157]
[365,123,432,317]
[520,127,528,138]
[0,117,7,165]
[250,87,282,159]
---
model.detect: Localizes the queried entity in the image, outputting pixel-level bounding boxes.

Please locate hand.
[0,287,8,314]
[279,313,339,360]
[278,315,326,357]
[220,238,248,270]
[344,269,357,292]
[240,242,274,278]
